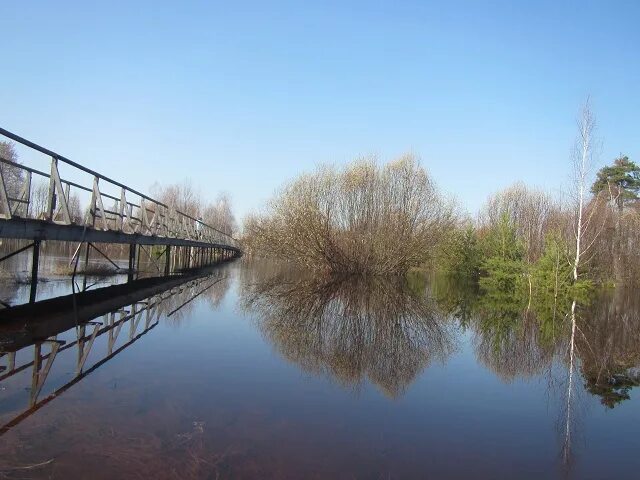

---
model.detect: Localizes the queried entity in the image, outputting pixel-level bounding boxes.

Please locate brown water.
[0,260,639,479]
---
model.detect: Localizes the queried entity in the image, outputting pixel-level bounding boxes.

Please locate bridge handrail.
[0,127,162,206]
[0,127,238,248]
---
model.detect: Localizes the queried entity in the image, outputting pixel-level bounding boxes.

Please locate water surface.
[0,261,639,479]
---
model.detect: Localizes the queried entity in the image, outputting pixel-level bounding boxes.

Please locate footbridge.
[0,127,241,301]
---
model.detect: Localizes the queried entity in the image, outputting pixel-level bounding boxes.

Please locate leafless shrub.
[243,154,458,275]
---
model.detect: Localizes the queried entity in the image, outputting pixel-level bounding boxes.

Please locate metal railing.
[0,127,238,249]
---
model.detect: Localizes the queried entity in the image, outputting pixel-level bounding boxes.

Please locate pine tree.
[591,155,640,211]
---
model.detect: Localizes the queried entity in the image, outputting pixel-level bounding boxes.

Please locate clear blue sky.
[1,1,638,220]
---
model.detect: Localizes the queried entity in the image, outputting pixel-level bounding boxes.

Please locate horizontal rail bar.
[0,127,161,205]
[0,156,133,206]
[0,217,242,250]
[0,128,239,242]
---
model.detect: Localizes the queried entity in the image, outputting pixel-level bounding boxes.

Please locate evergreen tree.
[591,155,640,211]
[478,213,526,295]
[531,233,573,298]
[438,225,482,280]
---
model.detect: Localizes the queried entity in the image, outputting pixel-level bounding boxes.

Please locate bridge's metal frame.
[0,127,241,302]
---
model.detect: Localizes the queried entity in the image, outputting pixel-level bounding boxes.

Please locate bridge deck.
[0,217,241,251]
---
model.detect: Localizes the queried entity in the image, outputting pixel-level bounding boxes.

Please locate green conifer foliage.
[591,155,640,210]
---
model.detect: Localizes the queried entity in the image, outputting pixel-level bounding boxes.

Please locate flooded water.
[0,260,639,479]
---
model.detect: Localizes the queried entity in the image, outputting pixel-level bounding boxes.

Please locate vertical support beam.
[92,177,108,230]
[7,351,16,371]
[128,243,136,282]
[31,343,42,406]
[82,242,91,286]
[30,240,41,303]
[77,323,100,375]
[107,313,115,354]
[30,340,60,406]
[129,304,137,340]
[77,324,86,367]
[164,246,171,275]
[0,163,11,219]
[76,325,87,366]
[47,158,71,224]
[118,188,127,231]
[47,158,57,220]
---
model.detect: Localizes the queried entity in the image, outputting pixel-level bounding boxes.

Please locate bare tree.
[30,181,49,219]
[151,180,237,238]
[151,179,202,218]
[68,193,83,223]
[0,141,24,199]
[571,99,599,281]
[202,193,237,236]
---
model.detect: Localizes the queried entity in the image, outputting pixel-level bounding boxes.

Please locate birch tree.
[571,99,598,282]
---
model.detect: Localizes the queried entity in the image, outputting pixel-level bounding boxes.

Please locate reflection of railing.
[0,127,238,249]
[0,270,226,436]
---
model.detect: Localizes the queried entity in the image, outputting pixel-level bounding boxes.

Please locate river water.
[0,260,638,479]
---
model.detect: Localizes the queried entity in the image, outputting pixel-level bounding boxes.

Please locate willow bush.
[243,155,457,275]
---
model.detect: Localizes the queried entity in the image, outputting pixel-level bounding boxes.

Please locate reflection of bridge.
[0,127,241,301]
[0,268,226,436]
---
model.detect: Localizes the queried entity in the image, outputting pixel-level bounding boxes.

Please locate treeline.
[150,180,237,236]
[243,102,640,288]
[438,155,640,291]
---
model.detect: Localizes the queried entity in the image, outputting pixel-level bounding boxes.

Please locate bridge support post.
[7,351,15,371]
[128,244,136,282]
[164,246,171,276]
[29,240,41,303]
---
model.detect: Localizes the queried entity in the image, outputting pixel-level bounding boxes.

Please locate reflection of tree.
[432,276,479,328]
[578,288,640,408]
[239,267,456,398]
[205,275,232,310]
[436,277,567,382]
[161,272,231,327]
[474,309,563,383]
[560,300,580,468]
